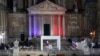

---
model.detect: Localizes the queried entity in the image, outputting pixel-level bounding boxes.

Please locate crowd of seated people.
[0,40,36,50]
[19,41,34,48]
[0,38,40,50]
[68,38,100,48]
[0,38,100,51]
[0,42,36,50]
[0,43,9,50]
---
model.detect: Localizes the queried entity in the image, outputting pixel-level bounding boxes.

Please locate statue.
[14,39,19,48]
[13,0,17,12]
[81,38,90,55]
[73,38,90,55]
[13,39,19,56]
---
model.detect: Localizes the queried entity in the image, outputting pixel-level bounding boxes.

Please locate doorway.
[44,24,50,36]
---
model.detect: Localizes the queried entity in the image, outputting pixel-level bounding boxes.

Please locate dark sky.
[37,0,56,4]
[85,0,97,2]
[7,0,56,10]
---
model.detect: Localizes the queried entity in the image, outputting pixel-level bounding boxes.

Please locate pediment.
[27,0,66,11]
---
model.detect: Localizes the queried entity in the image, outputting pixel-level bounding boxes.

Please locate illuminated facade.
[27,1,66,39]
[6,0,86,41]
[5,0,98,42]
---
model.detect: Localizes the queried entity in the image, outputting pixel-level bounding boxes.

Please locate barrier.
[0,50,12,56]
[90,48,100,55]
[0,46,99,56]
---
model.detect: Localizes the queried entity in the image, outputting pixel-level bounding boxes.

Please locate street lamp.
[90,30,95,40]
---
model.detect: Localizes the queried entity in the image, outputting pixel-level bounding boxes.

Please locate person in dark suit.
[93,42,98,48]
[68,38,72,43]
[0,43,5,50]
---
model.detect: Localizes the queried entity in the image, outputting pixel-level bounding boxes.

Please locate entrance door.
[44,24,50,36]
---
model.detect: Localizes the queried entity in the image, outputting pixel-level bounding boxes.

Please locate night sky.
[37,0,56,4]
[7,0,97,10]
[7,0,56,10]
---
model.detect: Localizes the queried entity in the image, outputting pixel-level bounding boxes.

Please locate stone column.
[29,14,36,38]
[0,9,1,29]
[3,11,5,32]
[29,14,32,39]
[34,15,41,37]
[34,15,36,37]
[41,15,43,36]
[51,15,53,35]
[0,10,3,44]
[4,11,7,44]
[58,15,60,36]
[59,15,65,39]
[52,15,59,36]
[2,11,5,43]
[63,15,65,39]
[0,10,3,31]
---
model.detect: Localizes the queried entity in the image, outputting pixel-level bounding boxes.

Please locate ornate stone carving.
[28,1,66,11]
[27,1,66,14]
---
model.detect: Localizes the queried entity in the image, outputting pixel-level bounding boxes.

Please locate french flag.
[72,41,78,48]
[45,41,49,46]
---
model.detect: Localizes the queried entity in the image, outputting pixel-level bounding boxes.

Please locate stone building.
[0,0,98,42]
[6,0,86,41]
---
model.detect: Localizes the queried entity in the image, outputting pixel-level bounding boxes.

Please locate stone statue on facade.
[13,0,17,12]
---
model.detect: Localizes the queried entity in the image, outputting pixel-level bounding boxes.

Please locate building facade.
[6,0,85,41]
[1,0,97,42]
